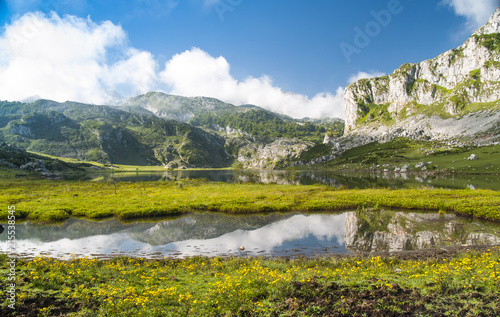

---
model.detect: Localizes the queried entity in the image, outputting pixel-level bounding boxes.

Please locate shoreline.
[3,243,498,262]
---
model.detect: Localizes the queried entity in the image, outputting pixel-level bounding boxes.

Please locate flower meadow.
[1,247,499,316]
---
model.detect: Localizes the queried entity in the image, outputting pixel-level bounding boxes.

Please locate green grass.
[319,138,500,175]
[475,33,500,52]
[356,102,394,126]
[1,179,499,222]
[24,150,237,173]
[1,248,499,316]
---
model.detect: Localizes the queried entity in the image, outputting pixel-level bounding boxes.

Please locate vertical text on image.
[6,205,16,310]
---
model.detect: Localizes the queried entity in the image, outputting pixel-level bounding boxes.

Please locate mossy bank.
[1,179,499,223]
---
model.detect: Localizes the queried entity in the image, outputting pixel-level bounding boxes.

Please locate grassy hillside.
[314,138,500,174]
[0,100,231,167]
[190,108,340,143]
[124,92,344,143]
[0,143,96,177]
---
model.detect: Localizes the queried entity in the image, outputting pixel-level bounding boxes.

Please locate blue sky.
[0,0,499,118]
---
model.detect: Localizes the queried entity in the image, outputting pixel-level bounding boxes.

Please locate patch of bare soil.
[361,244,499,261]
[275,280,500,317]
[1,295,98,317]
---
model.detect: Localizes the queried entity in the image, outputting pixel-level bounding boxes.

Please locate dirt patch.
[274,280,500,317]
[1,296,91,317]
[358,244,499,261]
[272,245,500,316]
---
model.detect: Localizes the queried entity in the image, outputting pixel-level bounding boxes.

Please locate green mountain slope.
[190,108,327,142]
[0,100,230,167]
[0,93,346,169]
[0,142,90,176]
[122,92,343,143]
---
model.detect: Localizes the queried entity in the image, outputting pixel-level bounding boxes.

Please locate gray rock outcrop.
[237,138,314,169]
[344,7,500,143]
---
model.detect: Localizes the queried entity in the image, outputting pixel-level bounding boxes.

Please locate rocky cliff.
[236,138,314,169]
[344,7,500,143]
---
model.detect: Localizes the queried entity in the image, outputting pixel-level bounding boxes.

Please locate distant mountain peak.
[121,92,237,122]
[21,95,42,103]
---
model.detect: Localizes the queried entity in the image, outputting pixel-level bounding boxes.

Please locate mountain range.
[1,8,499,171]
[0,93,343,169]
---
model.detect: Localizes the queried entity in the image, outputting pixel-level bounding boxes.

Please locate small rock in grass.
[415,162,427,168]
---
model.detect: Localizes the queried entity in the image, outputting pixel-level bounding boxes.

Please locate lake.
[2,210,499,260]
[75,169,500,190]
[3,169,499,260]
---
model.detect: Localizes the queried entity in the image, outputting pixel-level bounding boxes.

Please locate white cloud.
[159,48,345,119]
[348,71,386,84]
[0,12,158,104]
[102,48,158,97]
[0,13,345,119]
[441,0,500,30]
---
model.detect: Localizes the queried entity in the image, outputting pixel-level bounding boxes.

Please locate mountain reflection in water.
[75,169,500,191]
[0,211,499,259]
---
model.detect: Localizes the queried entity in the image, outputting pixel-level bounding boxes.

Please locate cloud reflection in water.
[0,213,346,259]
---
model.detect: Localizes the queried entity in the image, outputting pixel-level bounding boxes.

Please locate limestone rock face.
[344,7,500,142]
[237,138,314,169]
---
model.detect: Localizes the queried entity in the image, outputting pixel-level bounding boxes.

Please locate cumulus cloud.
[347,71,386,84]
[0,12,158,104]
[102,48,158,97]
[441,0,500,30]
[0,12,345,119]
[159,48,345,119]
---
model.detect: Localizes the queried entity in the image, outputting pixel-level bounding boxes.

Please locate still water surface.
[1,211,499,260]
[76,169,500,190]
